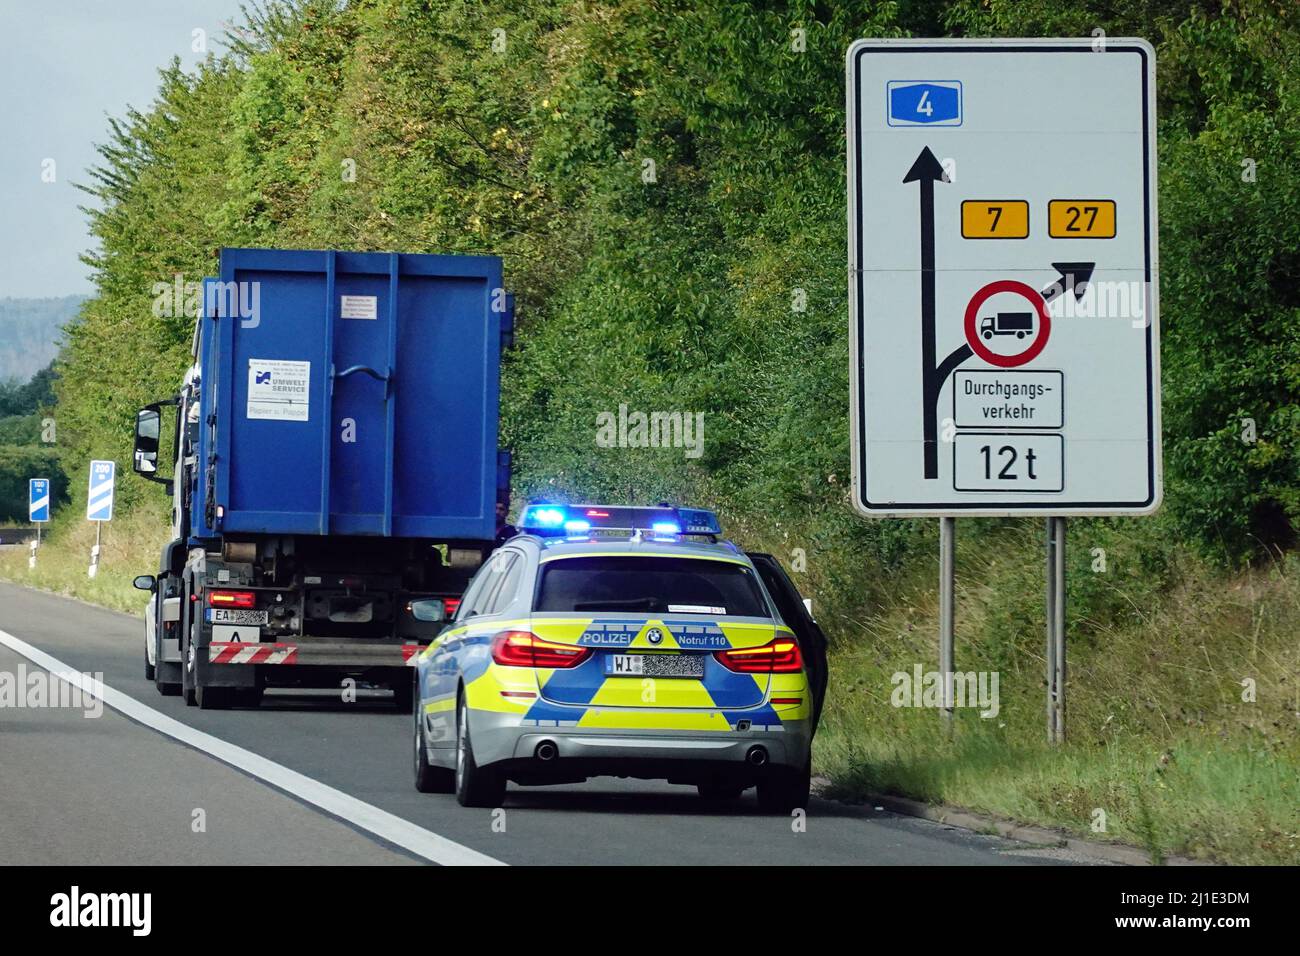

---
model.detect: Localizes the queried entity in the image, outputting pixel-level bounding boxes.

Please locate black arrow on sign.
[1041,261,1095,304]
[904,146,970,480]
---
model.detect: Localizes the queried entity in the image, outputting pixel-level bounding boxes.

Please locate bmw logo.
[646,627,664,645]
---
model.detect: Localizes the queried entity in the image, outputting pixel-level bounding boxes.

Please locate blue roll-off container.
[193,248,507,542]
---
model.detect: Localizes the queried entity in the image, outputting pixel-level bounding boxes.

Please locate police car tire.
[756,759,811,814]
[455,694,505,808]
[144,650,155,682]
[414,705,454,794]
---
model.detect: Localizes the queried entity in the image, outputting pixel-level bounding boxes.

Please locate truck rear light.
[491,631,591,669]
[207,590,256,609]
[714,638,803,674]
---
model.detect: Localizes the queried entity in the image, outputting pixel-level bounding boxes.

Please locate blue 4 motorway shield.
[29,478,50,522]
[887,81,962,126]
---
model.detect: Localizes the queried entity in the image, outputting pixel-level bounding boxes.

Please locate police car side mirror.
[133,574,157,592]
[409,599,447,623]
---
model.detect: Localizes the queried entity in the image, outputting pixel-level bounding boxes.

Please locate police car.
[409,504,826,811]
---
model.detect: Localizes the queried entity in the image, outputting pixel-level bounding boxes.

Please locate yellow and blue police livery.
[410,505,818,811]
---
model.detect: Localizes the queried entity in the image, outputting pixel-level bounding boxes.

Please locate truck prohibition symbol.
[980,311,1035,340]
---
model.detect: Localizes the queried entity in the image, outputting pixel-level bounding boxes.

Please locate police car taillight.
[491,631,592,669]
[714,638,803,674]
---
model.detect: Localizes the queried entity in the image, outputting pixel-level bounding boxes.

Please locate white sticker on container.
[247,359,311,421]
[340,295,378,320]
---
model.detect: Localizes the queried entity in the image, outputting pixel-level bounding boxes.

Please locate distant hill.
[0,296,83,384]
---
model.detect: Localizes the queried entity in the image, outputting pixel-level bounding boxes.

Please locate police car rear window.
[535,556,769,617]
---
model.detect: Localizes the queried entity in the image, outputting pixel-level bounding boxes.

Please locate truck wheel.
[392,674,415,713]
[756,758,811,815]
[414,704,454,793]
[183,636,197,706]
[454,694,505,808]
[235,687,263,708]
[156,675,182,697]
[196,683,230,710]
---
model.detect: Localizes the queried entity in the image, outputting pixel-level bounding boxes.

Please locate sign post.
[847,39,1161,740]
[86,460,116,578]
[938,516,955,728]
[29,478,50,569]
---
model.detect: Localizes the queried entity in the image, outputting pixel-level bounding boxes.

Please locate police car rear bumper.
[471,710,812,775]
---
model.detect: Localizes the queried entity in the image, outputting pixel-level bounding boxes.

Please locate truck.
[131,248,512,710]
[980,311,1035,340]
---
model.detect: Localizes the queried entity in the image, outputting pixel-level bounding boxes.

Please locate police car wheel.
[454,694,505,808]
[414,704,454,794]
[697,783,745,802]
[756,759,811,814]
[144,644,155,682]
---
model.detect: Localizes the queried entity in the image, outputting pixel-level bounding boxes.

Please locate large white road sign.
[847,39,1161,516]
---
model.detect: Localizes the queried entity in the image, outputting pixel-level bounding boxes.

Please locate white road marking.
[0,628,504,867]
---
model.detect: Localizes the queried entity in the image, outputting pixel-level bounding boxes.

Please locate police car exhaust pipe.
[746,746,768,767]
[535,741,558,761]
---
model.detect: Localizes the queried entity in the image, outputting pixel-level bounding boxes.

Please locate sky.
[0,0,243,299]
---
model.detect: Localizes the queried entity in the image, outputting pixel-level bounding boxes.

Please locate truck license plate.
[208,608,268,626]
[605,654,704,678]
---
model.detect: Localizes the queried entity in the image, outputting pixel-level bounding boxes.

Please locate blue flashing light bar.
[519,504,721,537]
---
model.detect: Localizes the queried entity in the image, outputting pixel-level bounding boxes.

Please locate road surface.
[0,581,1072,866]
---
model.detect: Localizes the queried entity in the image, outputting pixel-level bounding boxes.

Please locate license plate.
[605,654,704,678]
[209,608,268,626]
